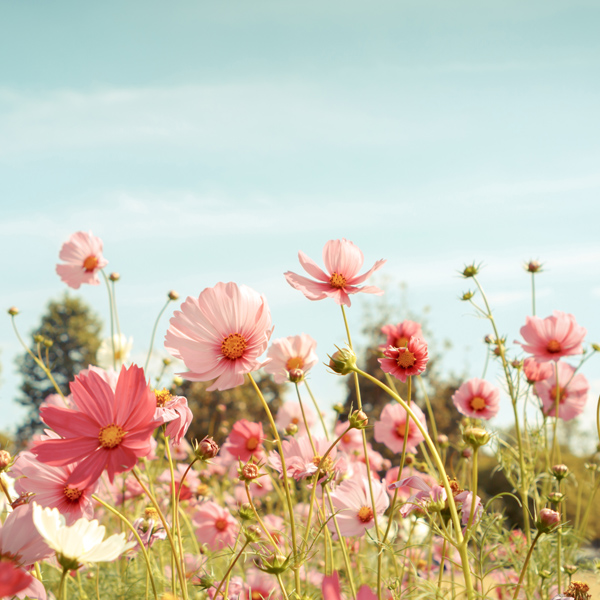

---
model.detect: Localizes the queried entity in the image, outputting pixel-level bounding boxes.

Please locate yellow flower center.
[63,486,83,502]
[395,424,408,439]
[221,333,247,360]
[251,592,264,600]
[329,272,347,289]
[98,424,126,449]
[291,417,300,424]
[395,336,409,348]
[550,386,566,403]
[155,388,173,407]
[215,518,228,531]
[547,339,561,353]
[357,506,374,523]
[286,356,304,371]
[396,350,416,368]
[246,436,259,451]
[312,455,333,471]
[83,255,99,272]
[470,396,487,411]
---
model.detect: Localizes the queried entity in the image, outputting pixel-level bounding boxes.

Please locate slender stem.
[101,270,117,370]
[92,494,158,600]
[464,448,479,541]
[245,483,279,549]
[437,538,447,597]
[295,383,317,452]
[418,375,440,456]
[531,272,536,317]
[58,567,69,600]
[597,393,600,446]
[164,432,183,596]
[111,279,123,345]
[304,381,330,440]
[552,361,562,464]
[557,481,562,592]
[276,574,290,600]
[145,297,173,372]
[512,532,542,600]
[212,540,250,600]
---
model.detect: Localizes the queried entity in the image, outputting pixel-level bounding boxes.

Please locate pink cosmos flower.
[265,333,319,384]
[154,389,193,444]
[378,337,428,382]
[535,362,589,421]
[222,420,266,463]
[240,569,280,600]
[269,435,338,481]
[384,466,436,499]
[380,320,424,350]
[334,421,363,453]
[523,357,554,384]
[56,231,108,289]
[0,562,34,598]
[14,452,98,524]
[389,475,447,518]
[322,571,377,600]
[452,378,500,420]
[193,501,239,551]
[519,310,586,362]
[374,402,427,454]
[31,364,161,488]
[275,401,316,434]
[284,238,386,307]
[165,282,273,391]
[327,475,389,538]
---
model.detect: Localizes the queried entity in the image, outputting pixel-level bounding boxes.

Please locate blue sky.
[1,1,600,445]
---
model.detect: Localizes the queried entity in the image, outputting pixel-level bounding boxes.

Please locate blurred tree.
[15,294,102,442]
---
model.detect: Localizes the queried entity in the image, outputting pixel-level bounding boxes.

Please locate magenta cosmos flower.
[31,365,161,488]
[374,401,427,454]
[165,282,273,391]
[284,238,386,307]
[193,501,239,551]
[380,320,424,350]
[378,337,428,382]
[0,562,35,598]
[452,378,500,420]
[222,419,266,463]
[265,333,318,384]
[535,362,589,421]
[327,475,389,538]
[56,231,108,289]
[519,310,586,362]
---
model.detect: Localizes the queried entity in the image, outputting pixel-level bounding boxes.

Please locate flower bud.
[162,357,172,366]
[0,450,12,471]
[525,260,543,273]
[511,359,523,369]
[109,272,120,282]
[194,436,219,461]
[288,368,304,383]
[463,427,490,449]
[196,573,216,590]
[461,447,473,459]
[216,404,227,413]
[333,403,345,415]
[349,410,368,430]
[244,525,262,543]
[404,453,415,466]
[144,506,159,520]
[7,306,19,316]
[461,291,475,301]
[484,335,494,345]
[33,334,45,344]
[238,462,261,482]
[328,348,357,375]
[172,376,183,387]
[168,290,179,301]
[255,553,291,575]
[536,508,561,533]
[42,338,53,348]
[547,492,565,504]
[239,503,254,521]
[551,464,569,480]
[564,564,578,575]
[539,570,551,580]
[437,434,449,448]
[285,424,299,436]
[461,263,480,278]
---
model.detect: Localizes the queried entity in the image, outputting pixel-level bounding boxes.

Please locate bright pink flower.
[452,378,500,420]
[31,365,161,487]
[240,569,280,600]
[535,362,588,421]
[519,311,586,362]
[523,357,554,384]
[284,239,386,307]
[380,320,424,350]
[275,401,316,434]
[327,475,389,538]
[154,390,193,444]
[384,466,436,499]
[0,562,34,598]
[378,337,428,382]
[374,402,427,454]
[56,231,108,289]
[192,501,239,551]
[165,282,273,391]
[14,452,98,524]
[265,334,319,384]
[269,435,337,481]
[222,420,266,463]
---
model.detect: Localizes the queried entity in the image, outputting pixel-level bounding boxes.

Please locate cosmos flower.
[222,420,266,463]
[165,282,273,391]
[269,435,338,481]
[378,337,429,382]
[452,378,500,420]
[373,402,427,454]
[265,333,319,384]
[518,311,586,362]
[380,320,424,350]
[0,562,35,599]
[535,362,588,421]
[192,501,239,551]
[284,238,386,307]
[96,333,134,369]
[275,401,317,434]
[154,389,193,444]
[523,357,554,384]
[56,231,108,289]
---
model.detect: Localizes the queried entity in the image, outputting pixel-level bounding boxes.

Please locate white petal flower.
[33,504,135,565]
[96,333,133,369]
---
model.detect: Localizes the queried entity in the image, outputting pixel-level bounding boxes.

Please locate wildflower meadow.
[2,232,599,600]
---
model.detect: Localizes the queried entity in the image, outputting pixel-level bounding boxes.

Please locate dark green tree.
[16,294,102,442]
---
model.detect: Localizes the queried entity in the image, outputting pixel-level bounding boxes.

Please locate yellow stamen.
[155,388,172,407]
[221,333,247,360]
[83,255,99,272]
[396,350,416,368]
[470,396,487,411]
[357,506,374,523]
[547,339,561,353]
[98,424,126,449]
[329,272,347,289]
[63,486,83,502]
[286,356,304,371]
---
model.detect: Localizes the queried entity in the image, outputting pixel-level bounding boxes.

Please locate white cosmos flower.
[33,503,135,565]
[96,333,133,369]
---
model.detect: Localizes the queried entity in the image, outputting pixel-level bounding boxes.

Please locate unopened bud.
[194,436,219,460]
[461,447,473,459]
[7,307,19,316]
[585,462,599,472]
[547,492,565,504]
[239,502,254,521]
[288,368,304,383]
[168,290,179,301]
[484,335,494,345]
[328,348,357,375]
[333,403,345,415]
[511,359,523,369]
[0,450,11,471]
[461,291,475,301]
[404,453,415,466]
[196,574,216,590]
[172,376,183,387]
[564,564,578,575]
[461,263,480,278]
[162,357,172,366]
[285,424,298,436]
[216,404,227,414]
[539,570,551,580]
[437,434,449,448]
[244,525,262,543]
[525,260,542,273]
[33,334,45,343]
[551,464,569,480]
[42,338,53,348]
[349,410,368,430]
[463,427,490,449]
[239,462,261,482]
[256,553,290,575]
[537,508,560,533]
[592,343,600,353]
[109,272,120,282]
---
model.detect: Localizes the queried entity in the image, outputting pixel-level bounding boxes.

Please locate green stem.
[531,272,536,317]
[145,297,173,372]
[552,361,562,464]
[212,540,250,599]
[512,531,542,600]
[58,567,69,600]
[101,270,117,370]
[464,448,479,542]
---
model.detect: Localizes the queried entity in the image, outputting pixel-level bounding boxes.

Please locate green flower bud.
[328,348,357,375]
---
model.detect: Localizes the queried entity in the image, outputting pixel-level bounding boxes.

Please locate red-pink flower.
[327,475,389,538]
[535,362,589,421]
[165,282,273,391]
[380,320,424,350]
[265,334,318,384]
[56,231,108,289]
[322,571,377,600]
[519,310,586,362]
[193,501,239,551]
[523,357,554,384]
[222,420,266,463]
[0,562,34,598]
[31,365,161,487]
[378,337,428,382]
[374,402,427,454]
[284,239,386,307]
[452,378,500,420]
